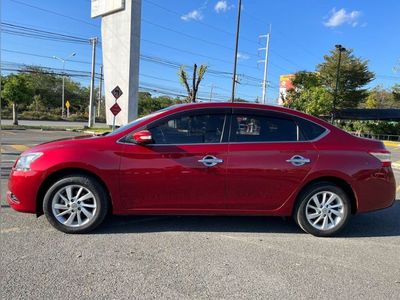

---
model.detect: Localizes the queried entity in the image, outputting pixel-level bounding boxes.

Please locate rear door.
[226,108,322,211]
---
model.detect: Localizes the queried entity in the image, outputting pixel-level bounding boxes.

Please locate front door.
[119,108,230,211]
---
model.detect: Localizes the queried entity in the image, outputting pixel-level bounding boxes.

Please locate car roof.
[169,102,331,127]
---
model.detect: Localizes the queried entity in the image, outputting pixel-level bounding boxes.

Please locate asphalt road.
[1,130,400,299]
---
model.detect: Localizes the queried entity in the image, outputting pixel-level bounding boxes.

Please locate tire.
[294,182,351,237]
[43,175,109,233]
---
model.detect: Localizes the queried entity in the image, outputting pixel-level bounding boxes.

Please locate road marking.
[397,185,400,193]
[383,141,400,147]
[1,131,17,135]
[10,145,29,152]
[0,227,21,233]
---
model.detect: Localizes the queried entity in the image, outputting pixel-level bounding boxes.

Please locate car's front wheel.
[43,175,108,233]
[295,182,351,237]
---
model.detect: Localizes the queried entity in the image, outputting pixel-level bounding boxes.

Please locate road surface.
[1,130,399,299]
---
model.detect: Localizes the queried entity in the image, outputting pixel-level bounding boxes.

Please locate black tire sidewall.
[43,175,108,234]
[295,182,350,237]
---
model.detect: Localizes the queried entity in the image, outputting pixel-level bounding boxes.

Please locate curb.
[383,141,400,147]
[392,162,400,170]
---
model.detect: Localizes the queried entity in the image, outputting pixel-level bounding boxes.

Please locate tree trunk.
[12,102,18,126]
[192,64,197,103]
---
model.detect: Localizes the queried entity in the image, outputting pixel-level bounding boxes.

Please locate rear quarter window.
[296,118,327,141]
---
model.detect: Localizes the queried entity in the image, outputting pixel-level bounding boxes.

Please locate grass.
[1,124,74,131]
[0,124,111,134]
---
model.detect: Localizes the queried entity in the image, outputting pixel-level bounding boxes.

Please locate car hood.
[23,135,101,154]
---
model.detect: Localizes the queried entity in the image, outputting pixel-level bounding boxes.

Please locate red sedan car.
[7,103,396,236]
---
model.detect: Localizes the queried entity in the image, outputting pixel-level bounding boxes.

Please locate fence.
[349,132,400,141]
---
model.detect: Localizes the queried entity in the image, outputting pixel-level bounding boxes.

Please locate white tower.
[91,0,142,126]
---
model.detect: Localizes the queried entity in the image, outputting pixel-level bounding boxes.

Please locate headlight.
[14,152,43,171]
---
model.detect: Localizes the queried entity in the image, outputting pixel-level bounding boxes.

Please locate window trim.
[117,106,329,146]
[229,108,329,144]
[118,107,231,146]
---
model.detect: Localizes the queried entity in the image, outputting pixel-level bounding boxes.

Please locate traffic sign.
[65,100,70,109]
[110,103,121,116]
[111,85,123,100]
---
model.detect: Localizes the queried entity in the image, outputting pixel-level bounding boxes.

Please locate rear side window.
[296,118,327,141]
[148,113,226,144]
[231,114,298,142]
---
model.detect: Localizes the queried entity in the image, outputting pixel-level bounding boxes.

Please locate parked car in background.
[7,102,396,236]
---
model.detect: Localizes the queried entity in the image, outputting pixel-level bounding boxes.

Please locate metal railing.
[349,131,400,141]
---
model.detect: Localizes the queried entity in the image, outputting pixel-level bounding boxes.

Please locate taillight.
[369,152,391,167]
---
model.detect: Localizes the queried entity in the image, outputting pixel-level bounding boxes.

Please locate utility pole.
[209,84,214,101]
[258,25,271,105]
[53,52,76,118]
[97,64,103,117]
[331,44,346,123]
[231,0,242,103]
[88,37,97,128]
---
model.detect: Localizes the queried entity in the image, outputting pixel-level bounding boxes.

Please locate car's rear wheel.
[43,175,108,233]
[295,182,351,237]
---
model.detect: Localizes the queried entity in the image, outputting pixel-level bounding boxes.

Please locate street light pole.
[231,0,242,103]
[331,44,346,123]
[53,52,76,118]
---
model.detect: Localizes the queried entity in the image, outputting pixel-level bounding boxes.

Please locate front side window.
[231,114,298,142]
[148,113,226,144]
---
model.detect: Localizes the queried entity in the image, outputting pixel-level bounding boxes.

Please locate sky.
[1,0,400,104]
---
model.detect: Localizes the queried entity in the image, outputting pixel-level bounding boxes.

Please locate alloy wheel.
[305,191,345,231]
[51,184,97,228]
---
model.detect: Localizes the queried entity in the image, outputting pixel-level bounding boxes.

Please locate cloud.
[324,8,361,28]
[181,10,204,21]
[237,52,250,60]
[214,1,234,13]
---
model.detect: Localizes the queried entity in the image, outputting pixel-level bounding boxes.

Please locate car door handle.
[198,155,224,167]
[286,155,311,166]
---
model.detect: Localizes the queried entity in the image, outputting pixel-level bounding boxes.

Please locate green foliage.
[391,84,400,104]
[138,92,176,117]
[289,86,333,116]
[2,73,34,107]
[2,67,90,113]
[285,47,377,117]
[362,85,400,108]
[338,120,400,136]
[317,48,374,109]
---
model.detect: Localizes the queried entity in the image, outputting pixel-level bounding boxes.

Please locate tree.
[364,85,393,108]
[317,48,374,110]
[138,92,175,116]
[392,84,400,106]
[178,64,207,102]
[284,71,332,116]
[2,74,33,125]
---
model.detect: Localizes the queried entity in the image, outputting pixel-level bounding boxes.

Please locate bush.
[337,120,400,135]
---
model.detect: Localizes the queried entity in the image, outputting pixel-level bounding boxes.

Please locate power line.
[1,49,102,66]
[2,48,266,86]
[142,18,253,57]
[7,0,306,72]
[8,0,99,28]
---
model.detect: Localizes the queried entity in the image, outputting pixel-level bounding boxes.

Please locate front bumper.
[7,169,43,214]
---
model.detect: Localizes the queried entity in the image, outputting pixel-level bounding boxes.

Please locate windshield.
[106,105,179,136]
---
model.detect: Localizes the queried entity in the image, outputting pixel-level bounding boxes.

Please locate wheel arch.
[293,176,358,215]
[36,168,113,216]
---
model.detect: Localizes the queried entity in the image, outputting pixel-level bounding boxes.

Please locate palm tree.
[178,64,207,102]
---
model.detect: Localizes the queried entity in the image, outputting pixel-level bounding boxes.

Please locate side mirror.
[132,130,153,145]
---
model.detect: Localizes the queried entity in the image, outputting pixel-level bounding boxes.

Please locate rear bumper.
[354,167,396,213]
